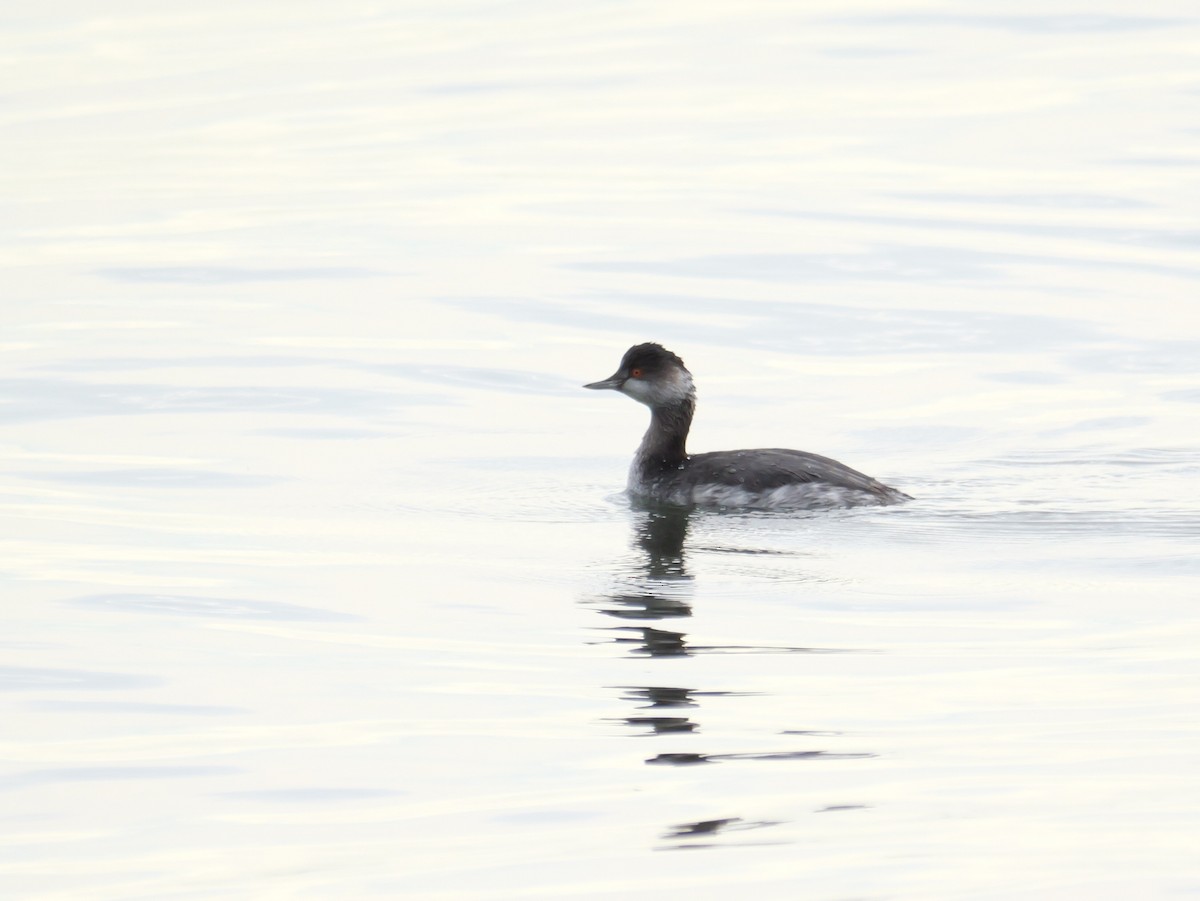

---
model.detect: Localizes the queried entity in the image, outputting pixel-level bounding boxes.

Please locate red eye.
[630,368,643,378]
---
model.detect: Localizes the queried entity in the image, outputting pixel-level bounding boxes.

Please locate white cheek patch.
[622,378,655,404]
[621,367,694,407]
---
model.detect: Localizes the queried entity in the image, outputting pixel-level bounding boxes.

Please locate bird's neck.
[637,396,694,470]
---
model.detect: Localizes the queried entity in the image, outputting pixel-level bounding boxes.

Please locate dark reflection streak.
[611,686,761,709]
[664,817,784,838]
[607,716,697,736]
[601,626,689,657]
[590,593,691,620]
[668,817,740,836]
[594,626,864,657]
[817,805,870,813]
[646,752,712,766]
[647,751,876,766]
[684,644,861,656]
[657,840,793,851]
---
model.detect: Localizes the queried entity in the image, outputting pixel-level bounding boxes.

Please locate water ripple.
[70,593,357,622]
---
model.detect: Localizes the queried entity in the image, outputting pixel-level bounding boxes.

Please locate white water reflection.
[3,0,1200,898]
[71,593,358,621]
[0,667,163,692]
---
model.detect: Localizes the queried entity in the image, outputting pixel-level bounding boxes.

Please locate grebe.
[584,343,910,509]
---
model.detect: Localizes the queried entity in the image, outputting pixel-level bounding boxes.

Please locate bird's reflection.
[616,685,701,708]
[613,685,759,709]
[631,503,691,579]
[586,501,875,850]
[584,504,696,652]
[608,625,690,657]
[658,816,789,851]
[608,716,698,736]
[607,686,762,740]
[598,593,691,620]
[587,504,837,656]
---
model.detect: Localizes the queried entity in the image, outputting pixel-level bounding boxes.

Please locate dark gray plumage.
[584,343,910,509]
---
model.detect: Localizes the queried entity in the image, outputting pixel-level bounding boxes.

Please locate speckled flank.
[628,456,908,510]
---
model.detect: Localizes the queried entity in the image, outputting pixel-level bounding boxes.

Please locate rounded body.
[586,343,910,511]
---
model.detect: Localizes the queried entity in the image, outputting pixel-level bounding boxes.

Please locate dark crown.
[619,342,688,375]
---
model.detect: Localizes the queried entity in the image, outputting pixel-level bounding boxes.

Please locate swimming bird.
[584,343,910,509]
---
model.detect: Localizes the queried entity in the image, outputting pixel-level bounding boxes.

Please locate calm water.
[4,2,1200,898]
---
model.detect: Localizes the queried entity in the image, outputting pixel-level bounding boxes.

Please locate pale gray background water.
[3,2,1199,898]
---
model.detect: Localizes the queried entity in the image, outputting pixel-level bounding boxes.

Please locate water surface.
[3,1,1199,898]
